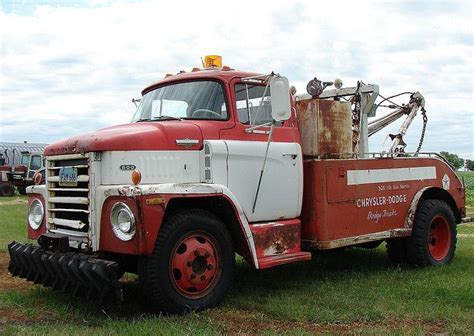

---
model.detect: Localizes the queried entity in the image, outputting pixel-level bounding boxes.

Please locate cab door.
[221,81,303,223]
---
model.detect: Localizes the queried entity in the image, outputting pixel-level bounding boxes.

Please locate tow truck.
[8,56,466,313]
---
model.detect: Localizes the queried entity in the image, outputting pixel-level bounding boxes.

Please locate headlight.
[28,199,44,230]
[110,202,136,241]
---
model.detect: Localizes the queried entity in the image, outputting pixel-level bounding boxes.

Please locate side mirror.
[270,76,291,121]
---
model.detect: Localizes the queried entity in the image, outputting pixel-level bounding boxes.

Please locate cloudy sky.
[0,0,473,159]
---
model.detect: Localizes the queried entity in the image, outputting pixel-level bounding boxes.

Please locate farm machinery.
[0,150,45,196]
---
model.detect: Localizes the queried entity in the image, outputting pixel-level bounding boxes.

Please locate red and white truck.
[8,56,466,313]
[0,151,45,196]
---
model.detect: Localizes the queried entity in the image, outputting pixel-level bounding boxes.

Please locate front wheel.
[140,209,235,313]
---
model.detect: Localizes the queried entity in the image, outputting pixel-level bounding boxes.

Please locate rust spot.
[296,99,352,159]
[253,224,300,256]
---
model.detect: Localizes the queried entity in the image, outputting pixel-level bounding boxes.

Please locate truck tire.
[0,184,15,197]
[405,199,457,267]
[140,209,235,313]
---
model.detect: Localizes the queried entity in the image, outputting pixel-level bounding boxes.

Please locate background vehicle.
[0,144,45,196]
[8,56,466,313]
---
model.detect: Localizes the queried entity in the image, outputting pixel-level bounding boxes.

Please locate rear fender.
[405,186,462,228]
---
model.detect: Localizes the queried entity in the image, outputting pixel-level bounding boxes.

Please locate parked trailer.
[8,56,466,313]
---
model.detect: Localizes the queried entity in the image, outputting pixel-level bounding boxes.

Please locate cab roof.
[141,69,263,95]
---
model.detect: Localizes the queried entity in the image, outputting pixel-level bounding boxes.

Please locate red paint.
[141,70,262,95]
[170,232,219,298]
[300,157,464,245]
[428,215,451,261]
[27,194,46,240]
[99,193,256,264]
[99,196,142,255]
[45,121,203,156]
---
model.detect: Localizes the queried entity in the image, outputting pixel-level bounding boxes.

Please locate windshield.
[132,80,228,122]
[20,155,30,165]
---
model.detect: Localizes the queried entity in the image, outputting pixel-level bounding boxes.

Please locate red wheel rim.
[170,231,221,298]
[428,215,451,261]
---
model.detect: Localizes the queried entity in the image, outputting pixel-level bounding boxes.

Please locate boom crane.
[297,78,426,156]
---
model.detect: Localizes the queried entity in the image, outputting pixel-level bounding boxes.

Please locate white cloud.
[0,0,472,158]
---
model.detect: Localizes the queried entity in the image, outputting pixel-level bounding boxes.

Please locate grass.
[457,171,474,209]
[0,196,28,252]
[0,186,473,334]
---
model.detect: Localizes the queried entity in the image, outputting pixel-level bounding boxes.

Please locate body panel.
[300,157,464,246]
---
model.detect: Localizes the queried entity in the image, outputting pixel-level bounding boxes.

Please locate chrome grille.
[47,153,90,244]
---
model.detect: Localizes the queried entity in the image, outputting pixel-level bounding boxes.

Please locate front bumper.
[8,241,123,302]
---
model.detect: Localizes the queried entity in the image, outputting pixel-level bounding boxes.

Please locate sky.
[0,0,473,159]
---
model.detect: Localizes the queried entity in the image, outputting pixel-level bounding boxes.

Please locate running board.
[258,251,312,269]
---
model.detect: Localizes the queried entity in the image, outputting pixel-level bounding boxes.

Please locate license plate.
[59,167,78,187]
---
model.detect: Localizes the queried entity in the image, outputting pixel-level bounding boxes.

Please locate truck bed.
[300,155,464,249]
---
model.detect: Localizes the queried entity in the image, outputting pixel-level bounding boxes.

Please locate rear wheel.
[406,199,456,266]
[387,199,456,267]
[0,184,15,197]
[140,209,234,313]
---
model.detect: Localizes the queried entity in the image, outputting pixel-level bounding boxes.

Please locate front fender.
[96,183,259,268]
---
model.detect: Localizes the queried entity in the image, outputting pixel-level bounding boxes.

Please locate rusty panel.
[250,219,302,257]
[295,99,352,158]
[301,157,465,247]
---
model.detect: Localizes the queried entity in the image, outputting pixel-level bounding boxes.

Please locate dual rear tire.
[386,199,457,267]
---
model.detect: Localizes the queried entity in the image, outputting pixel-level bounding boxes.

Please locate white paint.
[200,140,228,185]
[442,173,450,190]
[225,140,303,222]
[101,150,200,185]
[347,166,436,185]
[49,218,86,230]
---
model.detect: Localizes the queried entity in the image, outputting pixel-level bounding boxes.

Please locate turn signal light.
[131,170,142,185]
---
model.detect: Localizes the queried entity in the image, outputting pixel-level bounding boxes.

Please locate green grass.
[458,224,474,235]
[457,171,474,208]
[0,196,28,252]
[0,194,473,335]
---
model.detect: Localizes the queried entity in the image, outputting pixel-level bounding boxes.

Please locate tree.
[440,151,464,170]
[466,159,474,171]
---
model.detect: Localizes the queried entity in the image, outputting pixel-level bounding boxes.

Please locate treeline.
[440,151,474,171]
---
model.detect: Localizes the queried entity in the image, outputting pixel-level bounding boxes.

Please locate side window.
[30,155,42,171]
[234,84,274,125]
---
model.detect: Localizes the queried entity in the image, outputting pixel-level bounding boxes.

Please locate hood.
[45,121,203,156]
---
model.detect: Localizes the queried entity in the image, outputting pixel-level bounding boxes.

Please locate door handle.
[282,153,298,159]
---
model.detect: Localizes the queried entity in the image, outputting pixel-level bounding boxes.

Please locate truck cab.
[9,57,465,313]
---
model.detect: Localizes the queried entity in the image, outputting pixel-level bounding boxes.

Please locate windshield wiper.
[136,116,182,122]
[151,115,182,121]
